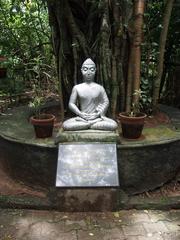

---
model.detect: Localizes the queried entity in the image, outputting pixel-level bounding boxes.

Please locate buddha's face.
[81,64,96,82]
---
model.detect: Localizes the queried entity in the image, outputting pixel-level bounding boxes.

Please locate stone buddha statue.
[63,58,117,131]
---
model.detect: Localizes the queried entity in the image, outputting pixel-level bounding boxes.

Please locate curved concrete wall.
[0,105,180,195]
[0,134,180,195]
[118,140,180,194]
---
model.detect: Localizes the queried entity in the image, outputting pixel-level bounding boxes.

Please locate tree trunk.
[47,0,132,117]
[126,47,134,112]
[125,0,145,112]
[152,0,174,110]
[132,0,145,104]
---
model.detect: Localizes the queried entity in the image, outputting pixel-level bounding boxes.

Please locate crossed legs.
[63,117,117,131]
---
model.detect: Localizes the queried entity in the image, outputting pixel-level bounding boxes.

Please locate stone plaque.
[56,143,119,187]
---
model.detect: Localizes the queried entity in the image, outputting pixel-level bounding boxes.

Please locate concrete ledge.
[55,129,120,144]
[0,192,179,211]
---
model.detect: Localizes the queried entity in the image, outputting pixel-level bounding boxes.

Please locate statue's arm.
[69,87,89,120]
[96,87,109,116]
[68,86,82,116]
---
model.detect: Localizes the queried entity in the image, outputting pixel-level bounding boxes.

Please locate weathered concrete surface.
[118,140,180,194]
[0,106,180,195]
[0,209,179,240]
[0,136,58,187]
[49,188,118,211]
[0,106,56,147]
[0,189,180,211]
[160,104,180,130]
[55,129,120,143]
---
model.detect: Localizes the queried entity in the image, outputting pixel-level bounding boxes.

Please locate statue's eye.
[83,67,88,71]
[90,67,95,72]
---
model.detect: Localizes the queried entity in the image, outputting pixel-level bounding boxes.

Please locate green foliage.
[24,55,52,88]
[0,57,9,67]
[29,95,45,118]
[141,0,180,108]
[28,84,45,118]
[130,89,143,117]
[141,0,163,112]
[0,0,179,114]
[27,55,56,118]
[0,0,50,56]
[0,0,55,95]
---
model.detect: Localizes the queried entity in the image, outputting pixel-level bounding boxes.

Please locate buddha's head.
[81,58,96,82]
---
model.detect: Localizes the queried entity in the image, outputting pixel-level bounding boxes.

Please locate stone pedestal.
[51,188,118,211]
[55,129,120,144]
[55,129,119,211]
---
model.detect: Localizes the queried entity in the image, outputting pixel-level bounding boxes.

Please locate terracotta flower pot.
[30,114,55,138]
[119,112,147,139]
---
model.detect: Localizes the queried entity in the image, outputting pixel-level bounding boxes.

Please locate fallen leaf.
[113,212,120,218]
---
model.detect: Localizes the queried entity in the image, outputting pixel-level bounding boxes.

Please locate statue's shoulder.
[93,83,105,91]
[74,83,84,90]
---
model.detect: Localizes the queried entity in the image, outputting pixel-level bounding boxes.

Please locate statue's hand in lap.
[79,112,100,121]
[78,112,89,121]
[62,58,117,131]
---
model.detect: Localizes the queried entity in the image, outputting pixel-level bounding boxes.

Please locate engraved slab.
[56,143,119,187]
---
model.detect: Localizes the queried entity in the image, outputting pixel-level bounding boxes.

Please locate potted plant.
[0,56,8,78]
[29,92,55,138]
[119,90,147,139]
[28,55,56,138]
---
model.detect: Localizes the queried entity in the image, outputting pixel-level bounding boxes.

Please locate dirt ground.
[0,159,46,197]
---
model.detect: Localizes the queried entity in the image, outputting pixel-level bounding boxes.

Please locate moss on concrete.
[0,194,51,210]
[55,129,120,144]
[1,106,180,147]
[0,192,180,211]
[119,125,180,147]
[0,106,56,147]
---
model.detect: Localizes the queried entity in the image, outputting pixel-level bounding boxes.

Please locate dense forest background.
[0,0,179,119]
